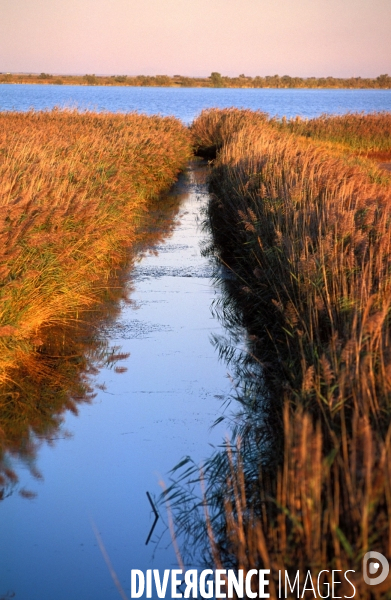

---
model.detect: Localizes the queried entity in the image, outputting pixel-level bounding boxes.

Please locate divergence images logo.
[363,551,389,586]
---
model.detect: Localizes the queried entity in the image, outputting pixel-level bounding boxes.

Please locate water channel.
[0,161,232,599]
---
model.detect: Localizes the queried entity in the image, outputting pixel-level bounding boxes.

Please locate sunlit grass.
[0,109,192,386]
[0,154,189,500]
[276,111,391,158]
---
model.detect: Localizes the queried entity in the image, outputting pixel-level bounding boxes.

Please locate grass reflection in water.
[0,185,186,502]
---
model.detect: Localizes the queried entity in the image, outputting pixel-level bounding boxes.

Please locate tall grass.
[179,108,391,596]
[0,163,188,500]
[276,111,391,159]
[0,109,191,385]
[191,108,268,158]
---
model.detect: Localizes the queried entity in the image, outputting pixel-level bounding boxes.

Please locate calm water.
[0,163,230,599]
[1,84,391,123]
[1,87,391,598]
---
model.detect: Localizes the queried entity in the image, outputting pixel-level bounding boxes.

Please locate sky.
[1,0,390,78]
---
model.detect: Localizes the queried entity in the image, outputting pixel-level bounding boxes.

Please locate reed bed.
[191,107,268,158]
[0,109,191,385]
[0,185,185,500]
[185,108,391,596]
[277,111,391,159]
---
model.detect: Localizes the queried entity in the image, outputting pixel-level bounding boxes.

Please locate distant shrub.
[84,74,98,85]
[210,72,225,88]
[179,77,196,88]
[155,75,171,86]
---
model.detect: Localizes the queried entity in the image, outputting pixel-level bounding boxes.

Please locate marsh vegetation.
[0,183,186,502]
[0,109,191,384]
[2,103,391,597]
[162,109,391,597]
[2,72,391,89]
[0,109,191,499]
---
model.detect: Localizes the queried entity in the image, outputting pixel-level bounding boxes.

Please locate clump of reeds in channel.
[189,108,391,596]
[0,109,192,385]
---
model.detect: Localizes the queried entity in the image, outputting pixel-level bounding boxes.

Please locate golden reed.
[191,108,391,597]
[0,109,191,384]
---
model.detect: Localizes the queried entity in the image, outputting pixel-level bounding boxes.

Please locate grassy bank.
[0,184,186,499]
[187,109,391,596]
[0,109,191,385]
[276,111,391,159]
[2,72,391,89]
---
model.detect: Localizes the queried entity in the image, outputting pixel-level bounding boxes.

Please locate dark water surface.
[1,84,391,123]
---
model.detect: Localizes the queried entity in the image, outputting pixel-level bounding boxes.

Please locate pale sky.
[1,0,390,77]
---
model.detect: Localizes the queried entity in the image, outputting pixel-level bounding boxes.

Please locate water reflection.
[0,179,186,502]
[1,160,234,600]
[161,224,276,565]
[165,170,391,599]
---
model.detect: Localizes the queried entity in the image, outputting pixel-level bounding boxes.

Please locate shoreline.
[1,77,390,91]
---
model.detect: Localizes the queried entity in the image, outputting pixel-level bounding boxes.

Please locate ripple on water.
[102,318,172,340]
[133,264,214,279]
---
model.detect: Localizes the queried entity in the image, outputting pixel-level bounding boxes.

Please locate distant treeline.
[1,71,391,89]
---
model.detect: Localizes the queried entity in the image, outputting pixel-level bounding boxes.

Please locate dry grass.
[191,108,268,158]
[3,72,391,90]
[189,108,391,596]
[0,164,188,499]
[277,111,391,159]
[0,109,191,385]
[208,411,391,598]
[206,111,391,419]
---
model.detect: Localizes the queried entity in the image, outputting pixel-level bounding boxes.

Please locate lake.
[1,84,391,123]
[0,87,390,599]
